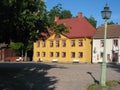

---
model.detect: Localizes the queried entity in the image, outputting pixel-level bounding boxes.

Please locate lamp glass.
[101,5,112,20]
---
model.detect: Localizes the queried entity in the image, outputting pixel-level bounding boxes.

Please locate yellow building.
[33,13,96,63]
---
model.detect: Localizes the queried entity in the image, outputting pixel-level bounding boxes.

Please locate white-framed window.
[36,52,40,57]
[42,52,46,57]
[78,40,83,46]
[56,52,59,57]
[78,52,83,58]
[113,39,118,46]
[50,52,53,57]
[62,52,66,58]
[42,41,46,47]
[71,52,75,58]
[50,41,53,47]
[71,40,75,47]
[56,41,60,47]
[62,40,66,47]
[100,40,104,47]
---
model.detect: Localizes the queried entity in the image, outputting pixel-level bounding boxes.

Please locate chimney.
[54,16,59,22]
[78,12,83,18]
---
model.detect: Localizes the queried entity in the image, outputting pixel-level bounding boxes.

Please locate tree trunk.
[25,51,27,61]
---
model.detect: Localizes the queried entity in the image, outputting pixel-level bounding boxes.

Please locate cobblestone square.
[0,63,120,90]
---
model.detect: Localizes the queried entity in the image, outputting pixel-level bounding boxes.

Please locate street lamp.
[100,4,112,86]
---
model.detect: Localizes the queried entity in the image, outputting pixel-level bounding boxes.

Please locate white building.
[92,25,120,63]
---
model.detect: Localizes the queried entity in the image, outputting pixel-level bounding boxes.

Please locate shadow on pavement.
[0,63,66,90]
[87,72,99,84]
[107,63,120,73]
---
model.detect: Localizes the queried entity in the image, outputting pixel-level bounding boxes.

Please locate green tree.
[60,10,72,19]
[0,0,69,60]
[85,16,97,28]
[108,21,118,25]
[9,42,24,56]
[0,0,46,42]
[48,4,62,21]
[101,21,118,26]
[0,0,47,60]
[48,4,72,21]
[51,23,69,34]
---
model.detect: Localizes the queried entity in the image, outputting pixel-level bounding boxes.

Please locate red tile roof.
[93,24,120,38]
[56,15,96,38]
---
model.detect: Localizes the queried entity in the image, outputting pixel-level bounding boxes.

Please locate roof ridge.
[58,17,83,21]
[94,24,120,38]
[98,24,120,29]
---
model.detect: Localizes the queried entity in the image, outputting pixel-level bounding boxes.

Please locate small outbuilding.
[92,24,120,63]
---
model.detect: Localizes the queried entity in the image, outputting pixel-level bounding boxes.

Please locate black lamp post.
[101,4,112,20]
[100,4,112,86]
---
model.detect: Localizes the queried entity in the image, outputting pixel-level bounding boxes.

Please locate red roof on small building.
[56,13,96,38]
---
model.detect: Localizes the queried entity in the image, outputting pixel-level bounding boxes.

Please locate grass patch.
[87,80,120,90]
[106,80,119,86]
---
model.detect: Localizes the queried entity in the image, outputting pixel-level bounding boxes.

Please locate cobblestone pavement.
[0,62,120,90]
[46,63,120,90]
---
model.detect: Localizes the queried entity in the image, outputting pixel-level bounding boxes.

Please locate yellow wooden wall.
[33,34,92,63]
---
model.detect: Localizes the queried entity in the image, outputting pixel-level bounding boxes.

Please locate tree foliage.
[51,23,69,34]
[101,21,118,26]
[0,0,42,41]
[48,4,72,21]
[9,42,24,51]
[9,42,24,56]
[0,0,48,58]
[0,0,46,44]
[85,16,97,28]
[48,4,62,21]
[0,1,69,59]
[60,10,72,19]
[107,21,118,25]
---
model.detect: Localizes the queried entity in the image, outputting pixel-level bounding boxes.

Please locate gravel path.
[0,62,120,90]
[46,63,120,90]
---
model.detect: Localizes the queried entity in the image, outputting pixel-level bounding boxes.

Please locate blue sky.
[45,0,120,27]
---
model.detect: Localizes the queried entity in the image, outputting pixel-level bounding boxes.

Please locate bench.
[52,59,58,63]
[37,58,43,62]
[16,57,23,62]
[73,59,79,63]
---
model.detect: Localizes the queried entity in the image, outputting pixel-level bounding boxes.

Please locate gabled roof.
[56,13,96,38]
[93,24,120,39]
[39,13,96,40]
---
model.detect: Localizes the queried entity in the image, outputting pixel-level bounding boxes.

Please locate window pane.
[71,40,75,47]
[62,52,66,57]
[56,52,59,57]
[62,40,66,47]
[71,52,75,58]
[78,40,83,46]
[50,41,53,47]
[36,52,40,57]
[50,52,53,57]
[100,40,104,47]
[113,39,118,46]
[78,52,83,58]
[42,52,46,57]
[56,41,59,47]
[42,41,46,47]
[55,34,61,38]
